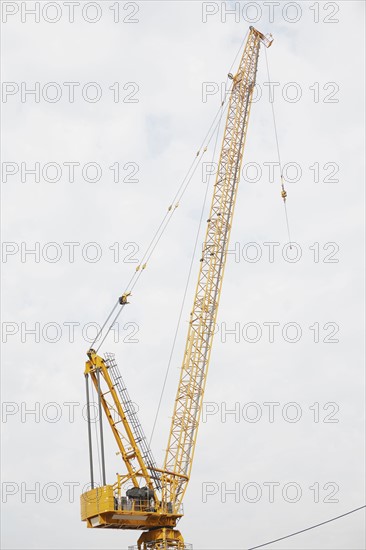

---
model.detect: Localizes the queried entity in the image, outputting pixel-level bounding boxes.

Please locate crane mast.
[80,26,273,550]
[163,26,270,511]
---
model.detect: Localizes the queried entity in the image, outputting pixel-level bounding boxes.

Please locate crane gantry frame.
[80,26,273,550]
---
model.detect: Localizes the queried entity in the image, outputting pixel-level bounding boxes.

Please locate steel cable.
[91,30,250,352]
[93,103,228,351]
[248,504,366,549]
[148,94,226,447]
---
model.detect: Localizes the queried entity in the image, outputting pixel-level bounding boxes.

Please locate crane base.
[137,528,190,550]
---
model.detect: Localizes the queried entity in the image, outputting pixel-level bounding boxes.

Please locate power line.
[247,505,366,549]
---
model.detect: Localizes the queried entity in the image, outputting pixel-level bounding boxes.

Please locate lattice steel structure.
[163,26,270,511]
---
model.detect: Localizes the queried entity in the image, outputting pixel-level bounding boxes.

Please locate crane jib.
[163,29,264,511]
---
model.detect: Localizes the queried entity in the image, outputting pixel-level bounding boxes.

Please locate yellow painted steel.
[81,351,183,530]
[81,484,181,530]
[81,26,273,549]
[80,485,114,524]
[84,350,156,496]
[163,26,271,513]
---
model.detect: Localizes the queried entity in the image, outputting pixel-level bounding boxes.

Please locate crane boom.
[80,26,273,550]
[164,26,271,509]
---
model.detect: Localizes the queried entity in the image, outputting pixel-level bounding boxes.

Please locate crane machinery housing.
[80,26,274,550]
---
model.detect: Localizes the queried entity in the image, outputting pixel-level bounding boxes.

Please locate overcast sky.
[1,1,365,549]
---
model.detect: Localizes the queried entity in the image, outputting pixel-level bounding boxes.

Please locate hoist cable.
[283,200,292,248]
[137,101,226,271]
[95,303,127,353]
[264,46,293,247]
[127,98,229,290]
[229,29,250,76]
[91,148,206,348]
[148,96,226,447]
[264,47,283,169]
[95,109,224,351]
[93,102,228,351]
[247,504,366,549]
[91,34,250,353]
[91,300,119,349]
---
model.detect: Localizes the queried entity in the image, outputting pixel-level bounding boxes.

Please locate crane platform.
[81,485,182,530]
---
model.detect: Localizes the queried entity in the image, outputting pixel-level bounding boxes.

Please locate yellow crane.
[80,26,273,550]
